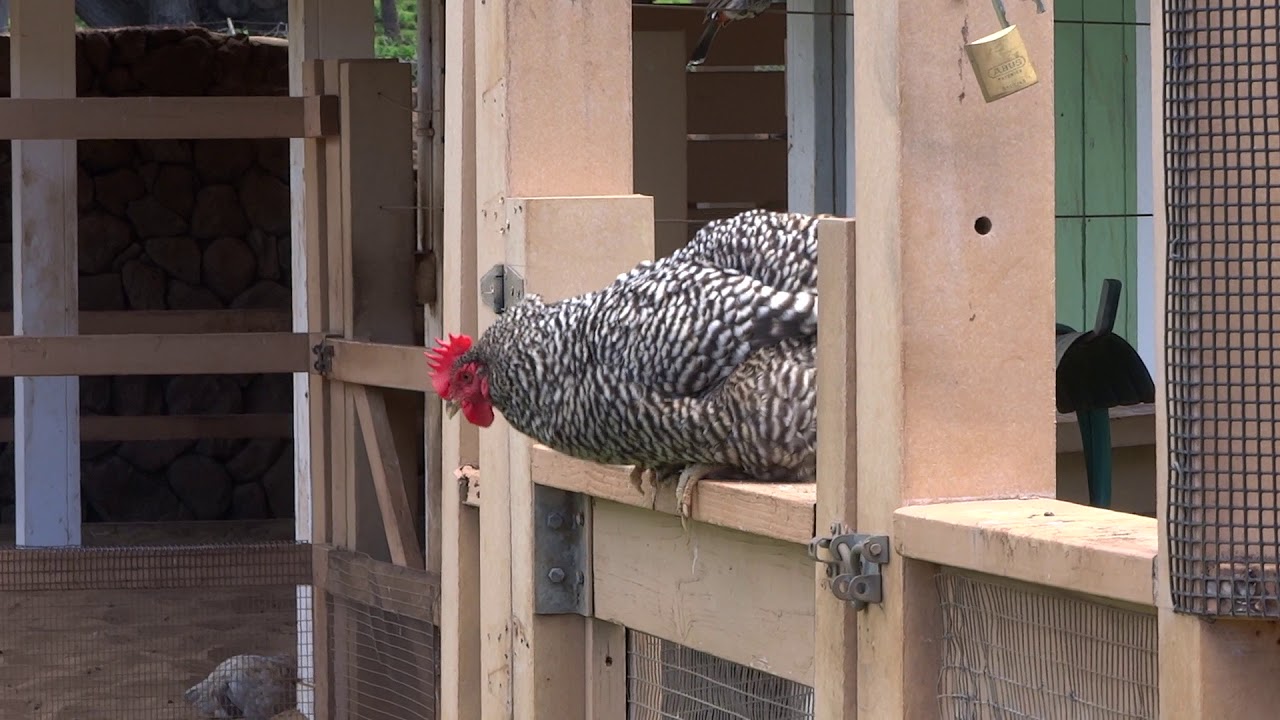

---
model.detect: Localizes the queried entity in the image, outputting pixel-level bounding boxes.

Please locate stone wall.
[0,28,296,525]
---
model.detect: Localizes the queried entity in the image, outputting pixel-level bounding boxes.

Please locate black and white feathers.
[455,209,820,487]
[688,0,776,67]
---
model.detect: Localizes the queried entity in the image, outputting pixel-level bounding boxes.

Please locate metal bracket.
[480,263,526,315]
[532,485,590,616]
[808,525,891,611]
[311,335,339,375]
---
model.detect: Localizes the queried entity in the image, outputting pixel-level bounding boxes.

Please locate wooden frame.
[0,332,311,376]
[0,96,338,140]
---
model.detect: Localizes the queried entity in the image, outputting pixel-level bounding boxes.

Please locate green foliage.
[374,0,419,64]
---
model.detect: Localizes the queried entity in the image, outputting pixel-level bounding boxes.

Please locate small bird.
[184,653,298,720]
[688,0,775,67]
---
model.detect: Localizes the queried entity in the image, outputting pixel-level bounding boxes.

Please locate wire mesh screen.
[0,541,312,720]
[320,547,439,720]
[1164,1,1280,616]
[627,630,813,720]
[936,571,1158,720]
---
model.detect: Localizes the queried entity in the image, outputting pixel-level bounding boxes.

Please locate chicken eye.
[458,371,473,383]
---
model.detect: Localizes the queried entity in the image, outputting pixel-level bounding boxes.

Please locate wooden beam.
[0,309,292,335]
[592,500,816,686]
[895,498,1157,607]
[10,0,78,548]
[0,332,310,376]
[287,5,374,718]
[352,384,426,570]
[853,1,1057,718]
[0,541,313,591]
[0,413,292,443]
[438,0,482,715]
[530,444,816,545]
[0,96,338,140]
[322,338,430,392]
[319,546,441,625]
[814,217,857,720]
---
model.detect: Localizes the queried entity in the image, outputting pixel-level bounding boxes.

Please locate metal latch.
[809,525,890,610]
[480,264,526,315]
[311,334,340,375]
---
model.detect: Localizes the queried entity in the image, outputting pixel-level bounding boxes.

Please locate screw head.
[547,567,566,583]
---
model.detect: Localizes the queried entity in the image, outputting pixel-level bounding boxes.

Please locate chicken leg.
[674,464,730,529]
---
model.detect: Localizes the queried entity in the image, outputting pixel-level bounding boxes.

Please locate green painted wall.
[1055,0,1140,341]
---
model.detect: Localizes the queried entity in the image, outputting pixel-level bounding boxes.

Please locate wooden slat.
[0,413,292,442]
[530,444,816,545]
[320,546,440,625]
[439,0,483,716]
[0,541,313,591]
[814,217,857,719]
[894,498,1157,607]
[687,71,786,135]
[324,338,430,392]
[0,309,291,335]
[352,384,426,570]
[0,332,310,376]
[0,96,338,140]
[687,138,788,205]
[592,500,815,686]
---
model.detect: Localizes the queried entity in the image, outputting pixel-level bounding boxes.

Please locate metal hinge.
[480,263,525,315]
[809,525,891,611]
[311,335,340,375]
[532,485,591,616]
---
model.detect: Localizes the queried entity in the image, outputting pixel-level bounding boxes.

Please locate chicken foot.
[674,464,731,529]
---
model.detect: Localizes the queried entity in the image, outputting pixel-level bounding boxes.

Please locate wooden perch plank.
[520,445,815,544]
[0,413,292,442]
[0,309,293,335]
[352,384,426,570]
[0,332,311,376]
[324,338,431,392]
[894,498,1158,606]
[0,96,339,140]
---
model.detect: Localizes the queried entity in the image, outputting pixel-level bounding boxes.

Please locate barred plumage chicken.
[688,0,775,67]
[429,209,820,519]
[183,653,297,720]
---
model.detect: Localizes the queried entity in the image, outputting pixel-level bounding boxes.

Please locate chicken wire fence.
[627,630,814,720]
[0,541,312,720]
[1163,2,1280,616]
[936,570,1158,720]
[319,546,439,720]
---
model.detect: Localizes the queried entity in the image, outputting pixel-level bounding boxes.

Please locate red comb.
[425,333,473,396]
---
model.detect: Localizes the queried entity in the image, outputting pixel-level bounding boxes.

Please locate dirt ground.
[0,520,308,720]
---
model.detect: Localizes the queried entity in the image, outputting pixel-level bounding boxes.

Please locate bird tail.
[688,18,721,67]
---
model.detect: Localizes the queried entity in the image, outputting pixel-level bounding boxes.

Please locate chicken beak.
[443,400,461,419]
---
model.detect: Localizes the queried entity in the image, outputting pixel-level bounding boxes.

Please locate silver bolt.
[868,542,884,557]
[546,513,564,530]
[547,567,566,583]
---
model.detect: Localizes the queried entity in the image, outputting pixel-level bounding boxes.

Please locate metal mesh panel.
[626,630,813,720]
[0,541,312,720]
[321,547,439,720]
[936,571,1158,720]
[1164,1,1280,615]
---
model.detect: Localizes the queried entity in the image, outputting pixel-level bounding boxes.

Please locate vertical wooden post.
[472,0,637,716]
[814,218,857,720]
[287,3,372,717]
[10,0,79,548]
[439,0,482,715]
[852,1,1056,718]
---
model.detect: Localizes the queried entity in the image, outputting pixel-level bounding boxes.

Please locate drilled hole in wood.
[974,216,993,235]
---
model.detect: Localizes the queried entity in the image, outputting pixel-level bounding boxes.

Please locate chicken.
[429,209,820,520]
[183,653,297,720]
[688,0,775,67]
